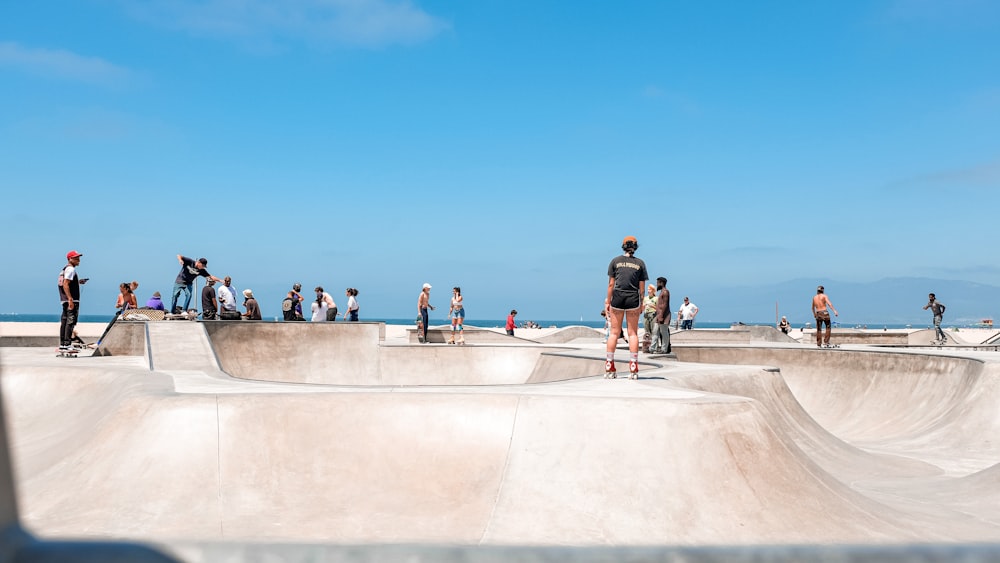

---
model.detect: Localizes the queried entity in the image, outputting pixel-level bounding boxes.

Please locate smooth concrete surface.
[2,321,1000,561]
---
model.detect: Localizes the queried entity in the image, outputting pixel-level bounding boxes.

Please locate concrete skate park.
[2,320,1000,561]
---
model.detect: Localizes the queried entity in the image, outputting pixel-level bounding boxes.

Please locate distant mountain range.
[691,277,999,326]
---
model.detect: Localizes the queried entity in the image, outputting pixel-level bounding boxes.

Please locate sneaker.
[58,345,71,351]
[604,359,617,379]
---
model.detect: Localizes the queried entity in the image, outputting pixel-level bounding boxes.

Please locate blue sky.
[2,0,999,321]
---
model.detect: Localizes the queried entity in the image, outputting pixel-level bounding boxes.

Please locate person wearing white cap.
[242,289,262,320]
[58,250,89,350]
[417,283,435,343]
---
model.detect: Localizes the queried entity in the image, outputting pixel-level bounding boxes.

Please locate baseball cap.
[622,236,637,245]
[423,283,432,289]
[243,289,254,297]
[66,250,83,259]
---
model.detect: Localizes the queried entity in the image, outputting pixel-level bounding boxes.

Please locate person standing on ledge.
[811,285,839,348]
[418,283,434,343]
[58,250,88,351]
[923,293,947,344]
[651,277,671,354]
[506,309,517,336]
[604,235,648,379]
[678,297,698,330]
[449,287,465,344]
[170,255,222,314]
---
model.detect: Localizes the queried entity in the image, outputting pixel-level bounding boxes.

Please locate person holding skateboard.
[58,250,88,352]
[604,236,648,379]
[811,285,839,348]
[418,283,434,343]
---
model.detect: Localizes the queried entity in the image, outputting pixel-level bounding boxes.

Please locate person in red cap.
[58,250,88,350]
[604,236,648,379]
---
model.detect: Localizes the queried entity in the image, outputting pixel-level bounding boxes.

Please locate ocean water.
[0,313,924,330]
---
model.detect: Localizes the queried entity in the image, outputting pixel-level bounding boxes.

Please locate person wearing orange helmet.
[604,236,648,379]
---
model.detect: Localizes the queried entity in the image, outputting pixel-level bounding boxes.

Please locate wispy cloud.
[0,42,132,86]
[118,0,451,50]
[887,158,1000,192]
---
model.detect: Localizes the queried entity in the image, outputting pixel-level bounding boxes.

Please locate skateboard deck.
[56,348,80,358]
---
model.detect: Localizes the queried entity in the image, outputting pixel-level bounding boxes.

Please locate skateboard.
[820,344,840,349]
[56,348,80,358]
[415,316,425,343]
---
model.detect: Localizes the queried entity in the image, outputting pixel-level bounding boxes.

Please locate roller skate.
[604,359,617,379]
[629,359,638,380]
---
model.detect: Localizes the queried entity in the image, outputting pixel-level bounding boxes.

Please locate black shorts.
[610,292,641,311]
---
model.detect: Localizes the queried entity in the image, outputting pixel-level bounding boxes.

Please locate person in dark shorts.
[604,236,648,379]
[811,285,839,347]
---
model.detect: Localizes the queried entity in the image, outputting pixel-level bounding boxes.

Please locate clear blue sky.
[2,1,999,321]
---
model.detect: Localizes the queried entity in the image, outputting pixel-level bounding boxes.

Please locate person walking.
[811,285,839,348]
[242,289,262,320]
[678,297,698,330]
[58,250,88,351]
[604,235,648,379]
[651,277,671,354]
[417,283,434,343]
[923,293,947,344]
[170,255,222,314]
[201,278,218,320]
[506,309,517,336]
[448,287,465,344]
[343,288,360,321]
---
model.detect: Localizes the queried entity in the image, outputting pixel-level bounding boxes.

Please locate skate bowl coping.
[670,326,796,343]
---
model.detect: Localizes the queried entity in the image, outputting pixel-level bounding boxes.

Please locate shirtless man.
[811,285,839,348]
[417,283,434,343]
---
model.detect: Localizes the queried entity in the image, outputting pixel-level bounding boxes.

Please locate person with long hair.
[115,281,137,312]
[448,287,465,344]
[604,236,648,379]
[343,288,360,321]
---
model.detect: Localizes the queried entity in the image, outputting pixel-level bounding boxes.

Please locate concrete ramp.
[146,322,219,372]
[6,365,990,545]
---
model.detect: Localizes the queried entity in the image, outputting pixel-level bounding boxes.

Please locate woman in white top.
[343,288,360,321]
[311,292,329,322]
